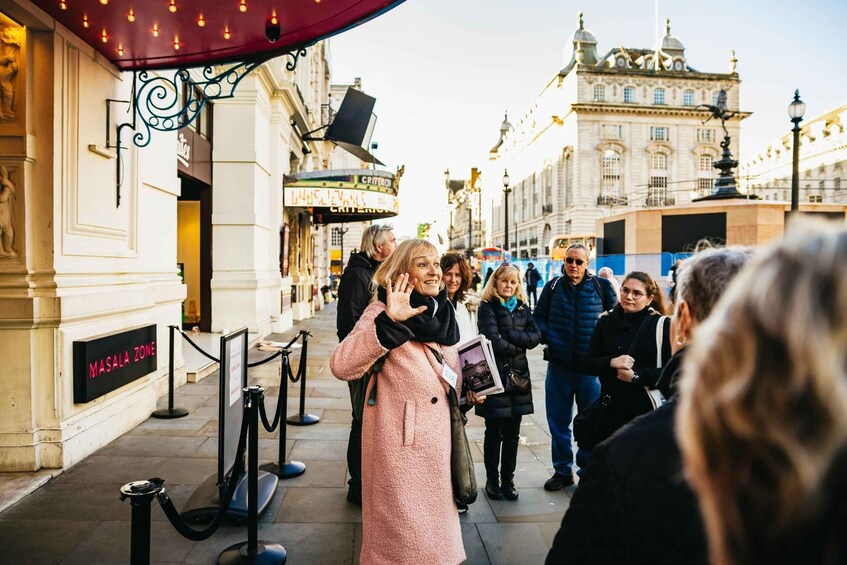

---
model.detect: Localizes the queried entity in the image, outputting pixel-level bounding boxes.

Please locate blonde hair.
[372,239,440,297]
[481,263,527,303]
[677,219,847,565]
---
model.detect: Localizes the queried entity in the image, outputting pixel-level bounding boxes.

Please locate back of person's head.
[622,271,669,314]
[678,220,847,565]
[372,239,438,294]
[528,262,534,268]
[360,224,393,259]
[440,252,472,303]
[481,263,527,303]
[675,247,752,325]
[598,266,614,279]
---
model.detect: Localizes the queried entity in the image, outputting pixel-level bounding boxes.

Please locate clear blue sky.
[329,0,847,237]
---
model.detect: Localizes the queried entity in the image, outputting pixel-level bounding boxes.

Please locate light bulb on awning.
[83,14,89,28]
[173,36,180,50]
[239,0,248,13]
[152,24,159,37]
[198,14,206,27]
[128,9,135,22]
[101,30,108,43]
[224,27,231,39]
[169,0,177,13]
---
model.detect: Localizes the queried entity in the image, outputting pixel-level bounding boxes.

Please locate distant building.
[740,103,847,205]
[480,13,747,259]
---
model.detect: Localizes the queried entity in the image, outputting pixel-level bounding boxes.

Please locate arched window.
[602,149,622,198]
[593,84,605,102]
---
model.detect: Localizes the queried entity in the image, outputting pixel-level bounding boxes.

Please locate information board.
[218,327,248,484]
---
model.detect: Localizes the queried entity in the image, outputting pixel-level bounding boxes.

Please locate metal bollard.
[218,386,287,565]
[120,479,166,565]
[152,325,189,419]
[287,331,319,426]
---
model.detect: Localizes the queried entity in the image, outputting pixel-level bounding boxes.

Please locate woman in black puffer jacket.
[476,263,542,502]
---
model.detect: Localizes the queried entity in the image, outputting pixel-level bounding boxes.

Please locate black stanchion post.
[120,479,165,565]
[259,351,305,479]
[152,325,189,419]
[219,386,286,565]
[287,331,319,426]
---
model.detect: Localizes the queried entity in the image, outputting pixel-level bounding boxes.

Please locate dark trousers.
[527,287,538,308]
[347,416,362,497]
[483,416,522,485]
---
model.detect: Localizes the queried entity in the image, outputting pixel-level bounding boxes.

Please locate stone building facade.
[740,102,847,205]
[483,13,747,259]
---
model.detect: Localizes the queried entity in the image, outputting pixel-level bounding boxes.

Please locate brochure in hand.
[457,335,504,397]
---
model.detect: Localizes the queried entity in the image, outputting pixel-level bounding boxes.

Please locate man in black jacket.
[335,224,395,505]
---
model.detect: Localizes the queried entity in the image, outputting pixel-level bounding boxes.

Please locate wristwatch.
[631,372,641,384]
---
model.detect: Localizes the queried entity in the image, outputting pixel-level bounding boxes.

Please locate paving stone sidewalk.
[0,302,574,564]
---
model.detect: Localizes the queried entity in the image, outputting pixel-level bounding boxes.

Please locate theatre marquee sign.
[283,168,402,224]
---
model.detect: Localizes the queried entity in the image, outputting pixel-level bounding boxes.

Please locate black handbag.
[447,386,478,505]
[506,365,531,394]
[573,394,613,451]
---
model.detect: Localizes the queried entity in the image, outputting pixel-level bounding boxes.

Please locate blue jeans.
[545,363,600,475]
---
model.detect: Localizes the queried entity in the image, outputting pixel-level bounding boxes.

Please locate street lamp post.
[444,168,452,248]
[502,170,511,252]
[788,90,806,214]
[467,196,473,258]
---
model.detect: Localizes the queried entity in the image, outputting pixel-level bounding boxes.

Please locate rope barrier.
[154,411,250,541]
[258,351,288,434]
[175,329,220,363]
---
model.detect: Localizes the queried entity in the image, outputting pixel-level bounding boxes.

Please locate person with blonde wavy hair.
[678,220,847,565]
[476,263,541,501]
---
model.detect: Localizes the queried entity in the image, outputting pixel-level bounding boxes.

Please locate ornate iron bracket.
[114,47,309,207]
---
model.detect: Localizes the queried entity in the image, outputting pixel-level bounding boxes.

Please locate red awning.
[30,0,406,71]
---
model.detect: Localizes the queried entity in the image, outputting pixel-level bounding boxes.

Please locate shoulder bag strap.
[591,276,609,312]
[655,316,668,369]
[366,353,390,407]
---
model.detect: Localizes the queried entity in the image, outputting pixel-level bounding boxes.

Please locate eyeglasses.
[565,257,585,266]
[620,287,646,299]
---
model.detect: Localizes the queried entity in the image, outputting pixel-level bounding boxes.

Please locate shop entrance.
[178,177,212,332]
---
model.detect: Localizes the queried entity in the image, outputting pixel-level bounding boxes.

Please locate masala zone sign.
[73,325,158,403]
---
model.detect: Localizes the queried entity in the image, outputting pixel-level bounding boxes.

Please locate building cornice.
[576,67,739,83]
[571,103,752,120]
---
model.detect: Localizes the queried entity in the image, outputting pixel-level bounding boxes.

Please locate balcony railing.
[597,194,628,206]
[645,195,676,207]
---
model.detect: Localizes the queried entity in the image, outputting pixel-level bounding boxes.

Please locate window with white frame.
[623,86,635,103]
[650,126,668,141]
[654,87,666,105]
[809,194,823,203]
[683,89,695,106]
[649,153,668,205]
[697,154,714,196]
[331,228,343,246]
[601,149,622,197]
[697,128,715,143]
[712,91,720,106]
[593,84,605,102]
[602,124,622,139]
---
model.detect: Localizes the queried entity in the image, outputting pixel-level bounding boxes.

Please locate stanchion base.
[259,460,306,479]
[151,407,190,419]
[218,541,286,565]
[181,472,278,522]
[286,413,320,426]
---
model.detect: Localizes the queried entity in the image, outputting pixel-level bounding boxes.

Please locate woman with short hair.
[678,221,847,565]
[331,239,483,565]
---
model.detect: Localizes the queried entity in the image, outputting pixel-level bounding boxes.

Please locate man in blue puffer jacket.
[533,243,617,490]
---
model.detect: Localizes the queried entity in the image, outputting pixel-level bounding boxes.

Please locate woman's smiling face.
[443,263,462,299]
[407,254,442,297]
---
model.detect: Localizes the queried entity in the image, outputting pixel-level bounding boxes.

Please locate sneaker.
[485,480,504,500]
[456,500,469,514]
[544,472,574,491]
[501,482,519,501]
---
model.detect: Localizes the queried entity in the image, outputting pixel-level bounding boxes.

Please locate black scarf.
[377,286,460,346]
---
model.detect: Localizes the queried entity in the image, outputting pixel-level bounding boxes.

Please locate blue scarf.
[501,296,518,312]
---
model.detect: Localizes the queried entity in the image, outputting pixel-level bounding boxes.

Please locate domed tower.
[563,12,599,68]
[661,18,687,70]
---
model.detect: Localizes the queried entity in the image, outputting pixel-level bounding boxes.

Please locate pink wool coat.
[330,302,466,565]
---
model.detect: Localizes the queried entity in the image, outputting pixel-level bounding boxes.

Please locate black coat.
[583,305,671,432]
[336,251,380,342]
[475,299,541,419]
[546,351,709,565]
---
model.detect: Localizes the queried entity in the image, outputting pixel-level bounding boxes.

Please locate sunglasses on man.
[565,257,585,266]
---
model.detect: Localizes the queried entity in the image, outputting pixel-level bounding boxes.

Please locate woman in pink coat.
[331,239,483,565]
